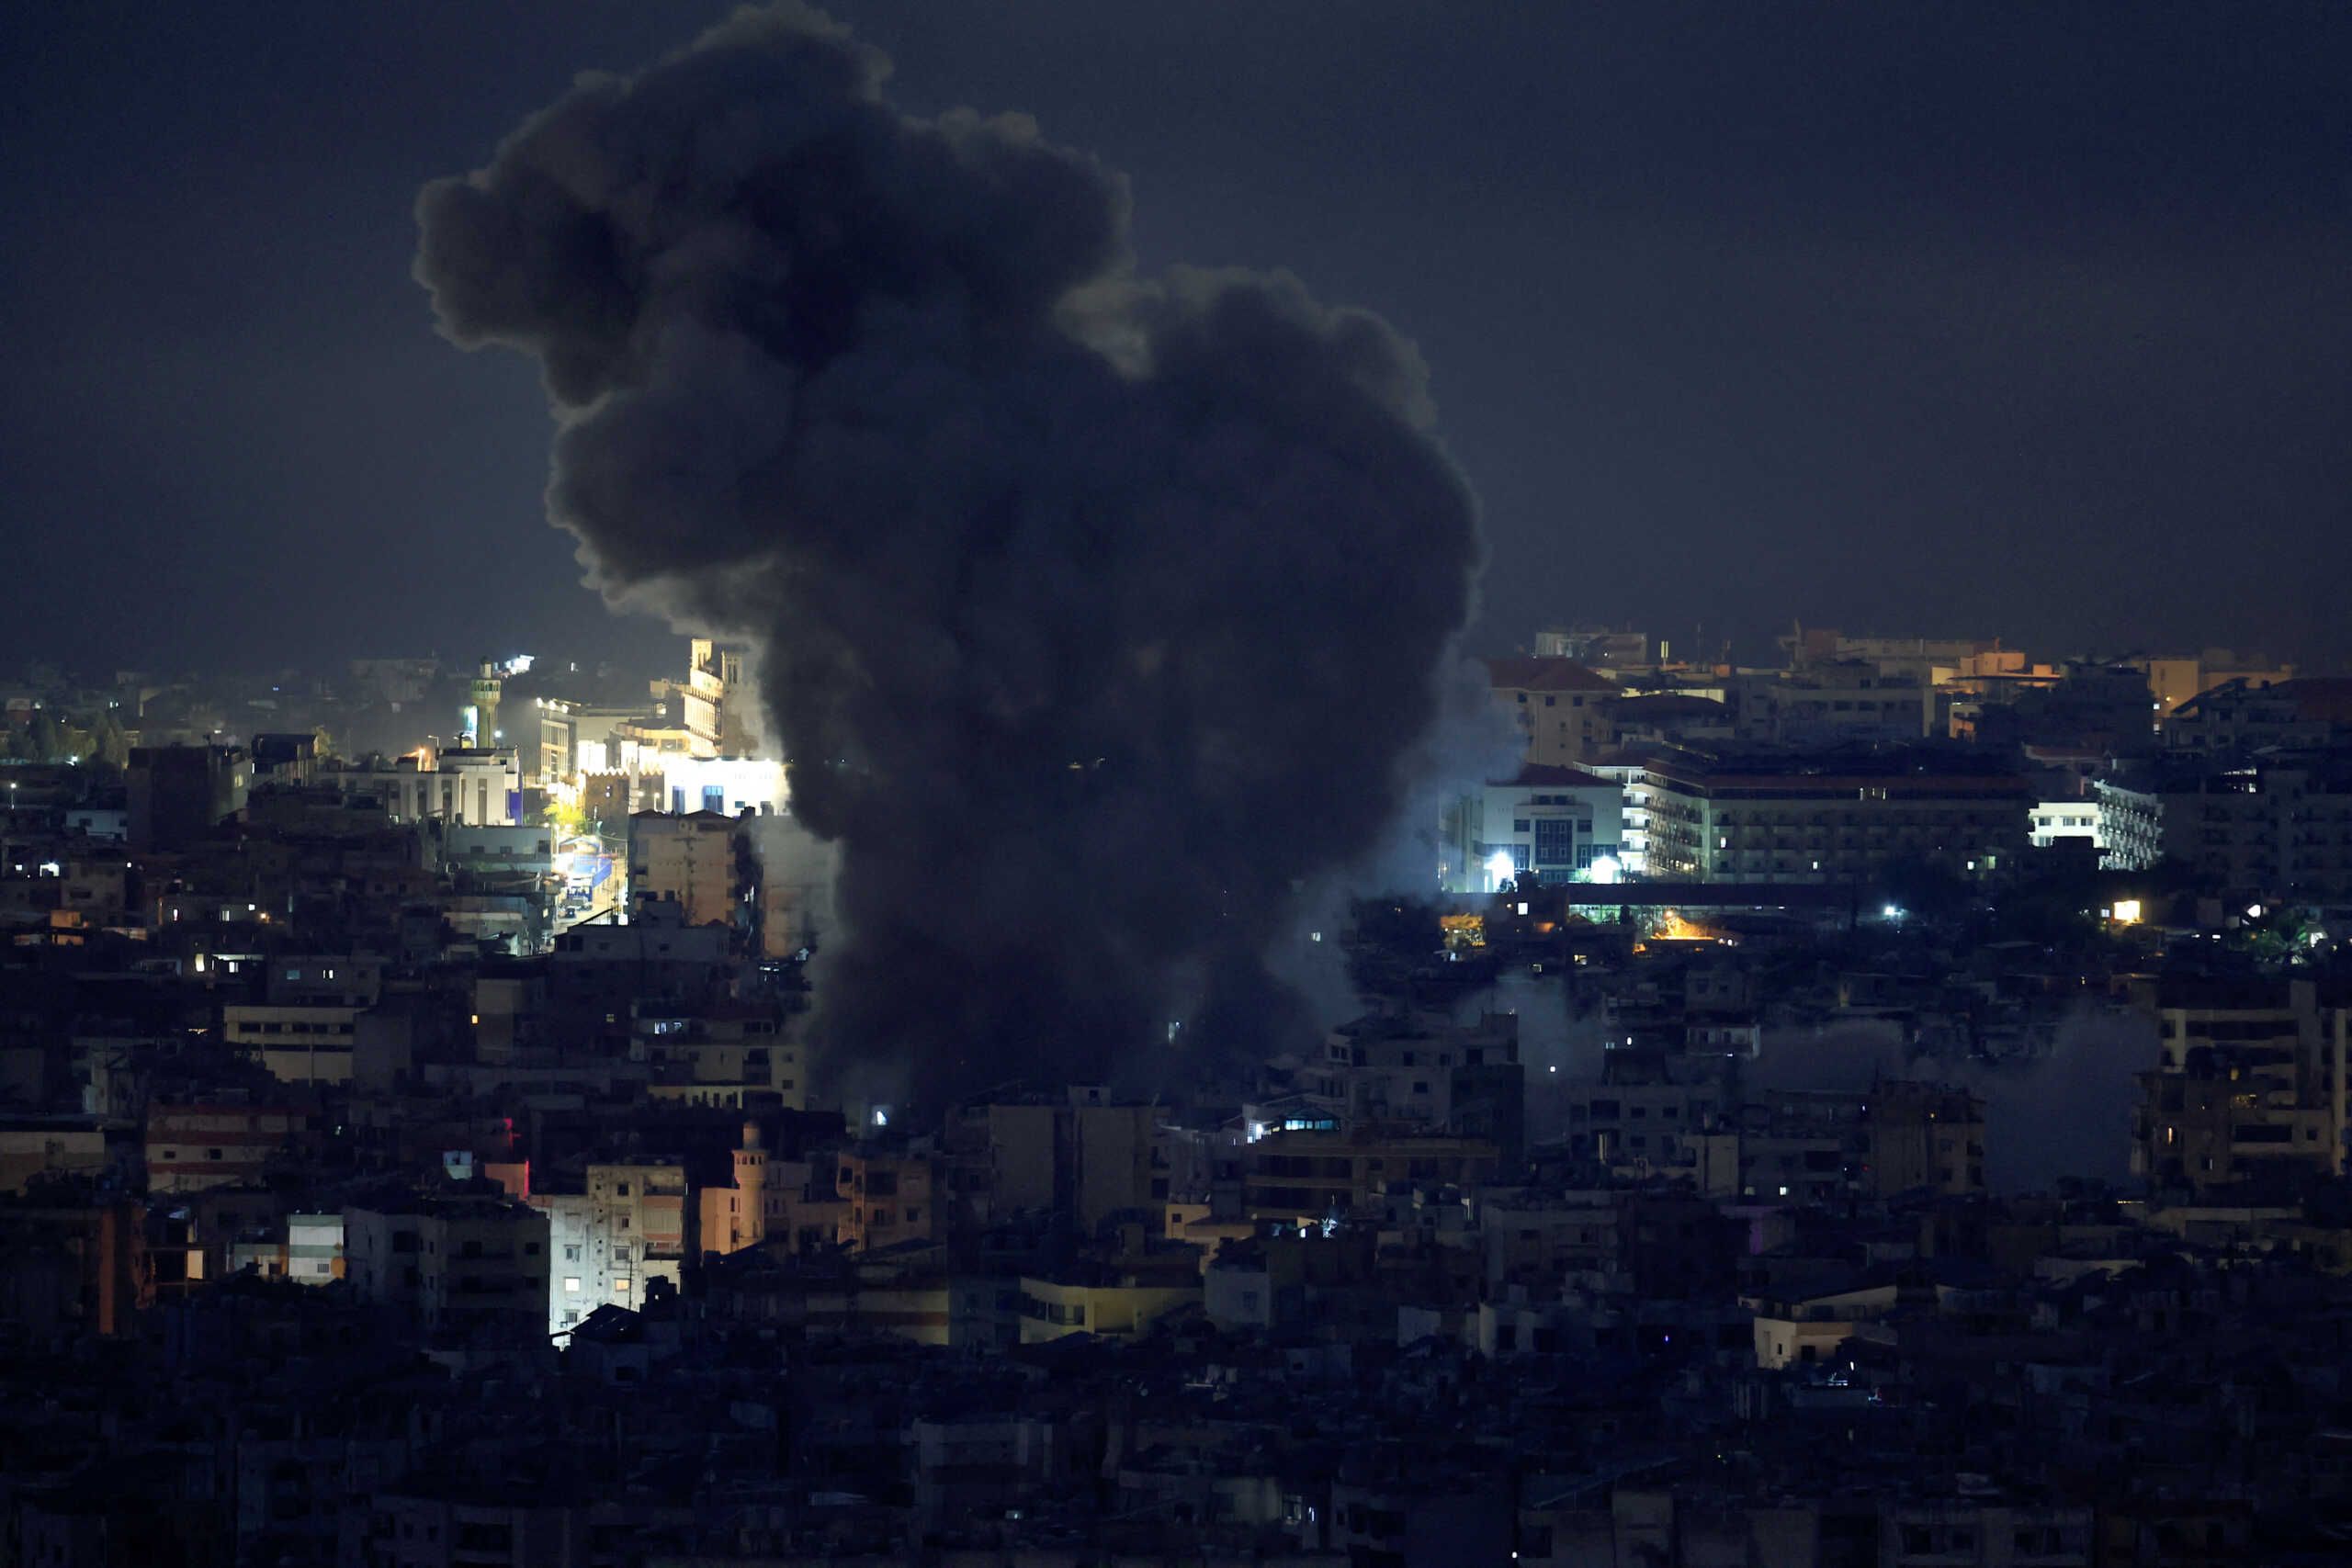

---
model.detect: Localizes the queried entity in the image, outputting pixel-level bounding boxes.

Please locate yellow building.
[223,1003,360,1086]
[1016,1266,1200,1343]
[627,809,746,931]
[2135,650,2298,722]
[1746,1280,1899,1371]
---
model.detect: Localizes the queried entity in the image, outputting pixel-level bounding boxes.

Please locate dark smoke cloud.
[414,4,1481,1104]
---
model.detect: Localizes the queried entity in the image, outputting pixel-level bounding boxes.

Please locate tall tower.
[732,1119,768,1248]
[468,660,503,748]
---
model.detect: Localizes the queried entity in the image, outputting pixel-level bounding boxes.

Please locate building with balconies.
[1643,745,2030,885]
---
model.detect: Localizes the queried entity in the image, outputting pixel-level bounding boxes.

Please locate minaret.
[733,1119,767,1247]
[468,659,503,748]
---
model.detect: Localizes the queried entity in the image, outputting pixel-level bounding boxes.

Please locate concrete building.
[831,1145,934,1252]
[631,1000,800,1111]
[1241,1128,1500,1223]
[2164,675,2352,755]
[1015,1262,1200,1344]
[2133,649,2299,722]
[506,694,577,787]
[1487,657,1619,765]
[1866,1081,1988,1197]
[0,1117,107,1194]
[1292,1010,1525,1163]
[126,743,249,850]
[223,1002,361,1086]
[656,754,785,818]
[2141,754,2352,903]
[2129,976,2349,1197]
[1728,663,1936,747]
[327,747,521,827]
[2094,776,2165,872]
[1644,746,2031,884]
[344,1193,550,1332]
[2029,799,2103,852]
[627,810,748,932]
[945,1089,1163,1230]
[146,1101,310,1193]
[0,1197,149,1337]
[1442,761,1625,892]
[679,637,761,759]
[1533,625,1649,666]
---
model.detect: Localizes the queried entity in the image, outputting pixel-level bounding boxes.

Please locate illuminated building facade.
[1643,746,2030,884]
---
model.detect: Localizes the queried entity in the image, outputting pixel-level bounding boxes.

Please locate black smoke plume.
[415,4,1481,1104]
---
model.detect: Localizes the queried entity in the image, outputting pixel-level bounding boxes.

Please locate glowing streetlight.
[1484,850,1516,891]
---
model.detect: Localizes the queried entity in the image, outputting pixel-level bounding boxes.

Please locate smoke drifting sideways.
[413,4,1482,1106]
[1748,1005,2157,1193]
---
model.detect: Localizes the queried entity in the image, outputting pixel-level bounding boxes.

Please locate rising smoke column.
[414,4,1481,1103]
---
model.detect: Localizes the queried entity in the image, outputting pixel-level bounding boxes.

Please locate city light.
[2110,899,2142,923]
[1589,856,1621,885]
[1484,850,1516,890]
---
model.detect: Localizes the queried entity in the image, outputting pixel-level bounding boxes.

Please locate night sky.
[5,2,2346,676]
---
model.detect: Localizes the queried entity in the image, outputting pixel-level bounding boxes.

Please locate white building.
[2096,779,2165,872]
[655,755,786,818]
[1583,755,1651,875]
[1442,763,1624,893]
[327,747,522,827]
[2030,799,2105,851]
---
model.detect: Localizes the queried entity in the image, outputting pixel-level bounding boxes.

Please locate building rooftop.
[1485,657,1616,694]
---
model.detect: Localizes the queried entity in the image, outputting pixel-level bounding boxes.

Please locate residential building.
[831,1145,935,1252]
[628,809,748,931]
[1728,663,1935,747]
[2133,649,2299,721]
[344,1192,549,1330]
[1487,657,1619,765]
[1643,746,2031,884]
[2129,976,2349,1196]
[146,1101,310,1193]
[1533,626,1648,667]
[2029,800,2104,852]
[2164,675,2352,755]
[2143,753,2352,903]
[2095,776,2165,872]
[325,747,522,826]
[126,743,249,850]
[223,1003,362,1086]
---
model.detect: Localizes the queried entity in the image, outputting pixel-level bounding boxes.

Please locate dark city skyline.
[6,2,2348,673]
[15,9,2352,1560]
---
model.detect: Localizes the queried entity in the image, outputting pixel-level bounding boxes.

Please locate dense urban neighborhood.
[6,632,2352,1564]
